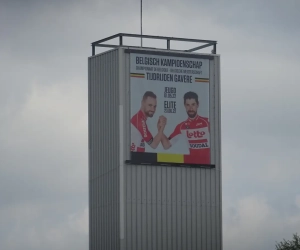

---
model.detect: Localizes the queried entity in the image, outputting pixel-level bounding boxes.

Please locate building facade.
[88,43,222,250]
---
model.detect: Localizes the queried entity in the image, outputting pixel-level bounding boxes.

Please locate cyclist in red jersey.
[160,91,210,164]
[131,91,166,152]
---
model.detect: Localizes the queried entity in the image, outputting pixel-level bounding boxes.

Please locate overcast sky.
[1,0,300,249]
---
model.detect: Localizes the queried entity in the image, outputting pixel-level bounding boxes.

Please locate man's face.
[184,98,199,118]
[142,97,157,117]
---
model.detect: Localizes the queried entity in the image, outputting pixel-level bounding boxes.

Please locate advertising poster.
[130,53,211,165]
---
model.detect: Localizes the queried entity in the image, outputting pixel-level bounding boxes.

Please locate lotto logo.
[186,130,205,139]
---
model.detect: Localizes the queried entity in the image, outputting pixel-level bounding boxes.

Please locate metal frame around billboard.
[125,160,215,169]
[91,33,217,56]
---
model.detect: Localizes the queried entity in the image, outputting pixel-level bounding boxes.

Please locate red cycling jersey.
[130,110,153,152]
[168,115,210,164]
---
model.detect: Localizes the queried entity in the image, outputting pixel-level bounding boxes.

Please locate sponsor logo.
[131,143,136,151]
[186,130,205,139]
[141,120,147,137]
[189,143,209,149]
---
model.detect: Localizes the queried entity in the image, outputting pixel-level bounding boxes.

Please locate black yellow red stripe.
[130,73,145,78]
[131,152,184,164]
[130,152,212,166]
[131,152,156,163]
[195,78,209,83]
[157,153,184,163]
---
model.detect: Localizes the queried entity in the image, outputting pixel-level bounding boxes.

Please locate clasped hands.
[157,115,167,131]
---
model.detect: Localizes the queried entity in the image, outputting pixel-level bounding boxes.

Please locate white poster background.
[130,53,210,154]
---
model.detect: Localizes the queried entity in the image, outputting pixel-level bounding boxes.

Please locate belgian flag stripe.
[130,73,145,78]
[157,153,184,163]
[195,78,209,82]
[131,152,156,164]
[129,152,214,167]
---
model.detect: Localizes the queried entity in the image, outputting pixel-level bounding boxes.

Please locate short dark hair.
[142,91,157,101]
[184,91,199,104]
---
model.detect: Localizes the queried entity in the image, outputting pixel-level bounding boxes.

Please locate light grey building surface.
[88,34,222,250]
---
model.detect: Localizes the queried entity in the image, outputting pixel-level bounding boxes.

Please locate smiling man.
[160,91,211,164]
[130,91,165,152]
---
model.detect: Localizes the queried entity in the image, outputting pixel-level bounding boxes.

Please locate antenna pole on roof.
[141,0,143,47]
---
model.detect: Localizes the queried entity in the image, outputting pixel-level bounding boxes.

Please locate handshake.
[157,115,167,131]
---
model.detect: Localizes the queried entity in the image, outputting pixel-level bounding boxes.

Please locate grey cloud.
[0,82,87,201]
[223,195,300,250]
[0,202,88,250]
[195,0,300,34]
[0,81,88,250]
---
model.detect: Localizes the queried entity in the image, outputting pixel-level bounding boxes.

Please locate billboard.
[130,53,211,165]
